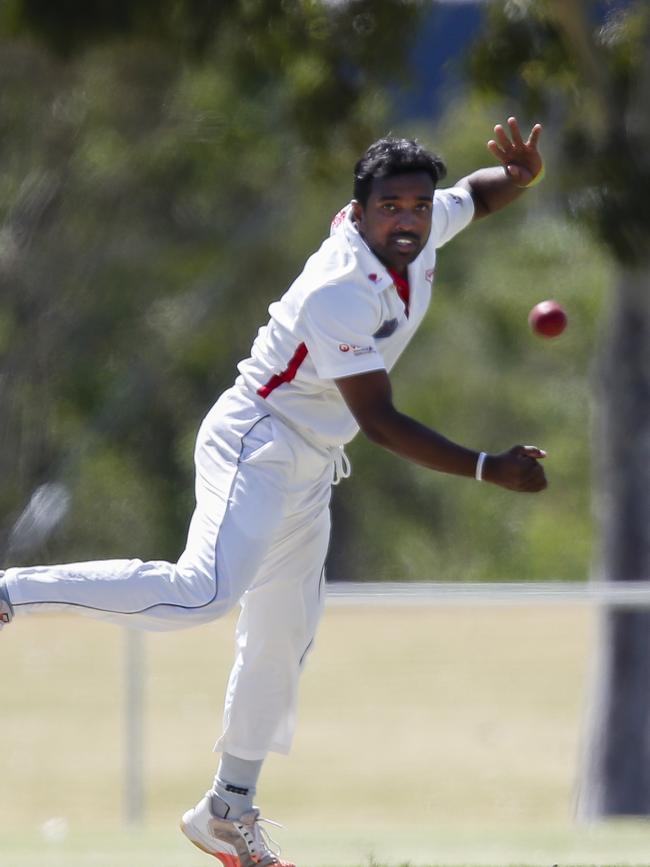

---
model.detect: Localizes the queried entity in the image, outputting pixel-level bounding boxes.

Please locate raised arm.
[457,117,544,220]
[335,369,547,493]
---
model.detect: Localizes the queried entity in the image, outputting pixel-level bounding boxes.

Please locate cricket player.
[1,117,547,867]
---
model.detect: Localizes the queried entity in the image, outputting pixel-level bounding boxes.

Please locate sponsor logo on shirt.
[339,343,375,356]
[451,194,463,205]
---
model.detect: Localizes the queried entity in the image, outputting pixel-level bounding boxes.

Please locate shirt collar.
[335,207,393,294]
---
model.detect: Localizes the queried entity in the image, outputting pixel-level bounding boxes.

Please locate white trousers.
[4,386,336,758]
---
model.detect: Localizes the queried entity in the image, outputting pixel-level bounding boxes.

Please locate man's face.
[352,171,435,274]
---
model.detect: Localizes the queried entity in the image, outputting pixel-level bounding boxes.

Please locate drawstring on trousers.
[331,446,351,485]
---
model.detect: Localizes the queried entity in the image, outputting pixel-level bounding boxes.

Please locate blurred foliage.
[0,0,226,57]
[470,0,650,264]
[473,3,650,812]
[0,1,612,583]
[0,0,419,563]
[0,0,417,149]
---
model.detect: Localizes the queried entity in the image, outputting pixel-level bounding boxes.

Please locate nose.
[394,210,418,232]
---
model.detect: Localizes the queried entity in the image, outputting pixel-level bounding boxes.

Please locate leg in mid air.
[0,389,291,631]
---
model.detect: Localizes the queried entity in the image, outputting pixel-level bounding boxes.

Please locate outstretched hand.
[483,445,548,493]
[487,117,543,188]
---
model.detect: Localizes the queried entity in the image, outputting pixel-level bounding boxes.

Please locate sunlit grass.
[2,605,650,865]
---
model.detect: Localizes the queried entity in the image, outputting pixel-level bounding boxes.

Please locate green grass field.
[2,603,650,866]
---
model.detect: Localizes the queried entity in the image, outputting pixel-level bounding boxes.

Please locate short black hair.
[353,137,447,206]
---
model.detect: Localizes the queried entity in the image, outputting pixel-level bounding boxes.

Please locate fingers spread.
[527,123,543,148]
[487,139,507,161]
[494,124,511,151]
[491,119,543,161]
[507,116,524,146]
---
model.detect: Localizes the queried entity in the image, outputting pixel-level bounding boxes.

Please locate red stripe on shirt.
[388,268,410,318]
[257,342,309,398]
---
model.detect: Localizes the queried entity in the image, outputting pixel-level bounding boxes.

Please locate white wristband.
[475,451,488,482]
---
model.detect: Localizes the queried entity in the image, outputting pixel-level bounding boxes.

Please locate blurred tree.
[471,0,650,818]
[0,0,226,57]
[0,0,421,561]
[0,0,419,149]
[0,0,604,587]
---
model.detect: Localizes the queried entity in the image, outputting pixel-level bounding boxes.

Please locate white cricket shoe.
[181,795,295,867]
[0,599,12,631]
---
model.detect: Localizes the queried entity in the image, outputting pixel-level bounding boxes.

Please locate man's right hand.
[483,445,548,492]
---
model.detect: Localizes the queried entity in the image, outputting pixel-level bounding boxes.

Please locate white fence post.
[124,628,145,824]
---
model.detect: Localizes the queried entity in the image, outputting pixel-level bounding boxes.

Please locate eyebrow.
[377,194,433,202]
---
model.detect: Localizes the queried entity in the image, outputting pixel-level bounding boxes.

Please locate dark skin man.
[335,118,547,493]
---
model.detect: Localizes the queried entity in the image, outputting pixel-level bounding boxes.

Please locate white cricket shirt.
[236,186,475,448]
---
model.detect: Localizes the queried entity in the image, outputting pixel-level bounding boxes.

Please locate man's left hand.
[487,117,543,188]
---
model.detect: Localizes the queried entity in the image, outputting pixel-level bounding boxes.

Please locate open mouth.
[391,235,419,252]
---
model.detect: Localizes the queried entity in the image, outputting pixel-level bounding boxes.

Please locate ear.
[351,199,364,222]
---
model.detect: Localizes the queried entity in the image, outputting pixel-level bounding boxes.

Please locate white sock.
[210,753,264,820]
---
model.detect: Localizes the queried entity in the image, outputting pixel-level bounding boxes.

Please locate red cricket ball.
[528,300,568,338]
